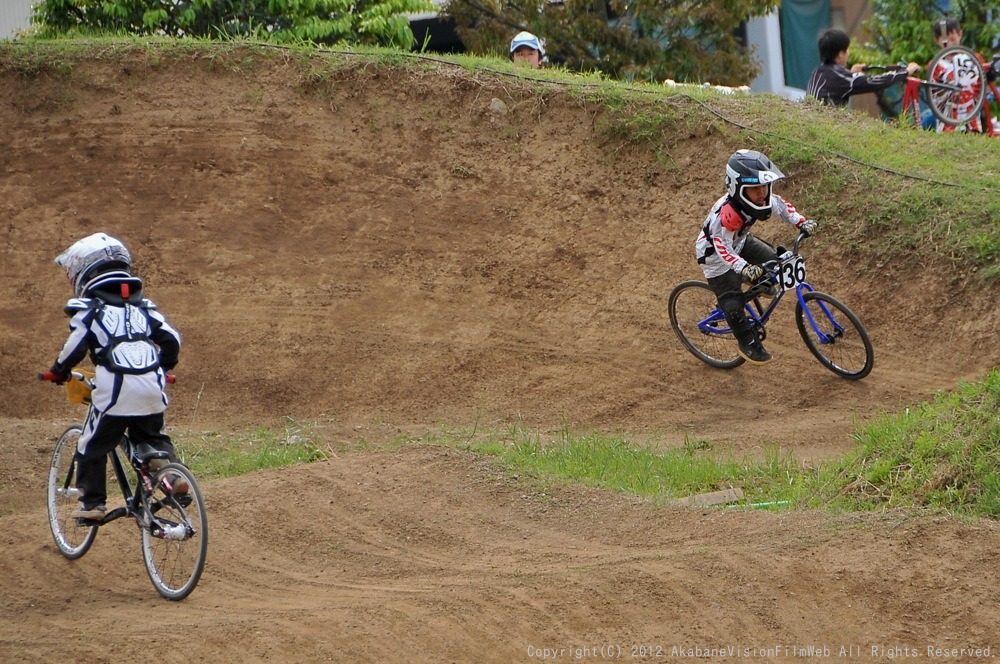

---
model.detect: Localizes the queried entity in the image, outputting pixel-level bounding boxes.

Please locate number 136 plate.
[776,255,806,290]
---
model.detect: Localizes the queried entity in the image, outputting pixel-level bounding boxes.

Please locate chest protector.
[699,201,754,264]
[94,301,161,374]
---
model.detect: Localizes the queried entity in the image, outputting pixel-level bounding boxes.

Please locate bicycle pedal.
[75,517,103,526]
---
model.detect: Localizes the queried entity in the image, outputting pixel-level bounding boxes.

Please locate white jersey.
[695,194,806,279]
[53,294,181,416]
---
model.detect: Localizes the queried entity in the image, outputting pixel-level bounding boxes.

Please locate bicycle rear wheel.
[140,463,207,600]
[668,281,744,369]
[926,45,987,126]
[795,291,874,380]
[46,425,98,559]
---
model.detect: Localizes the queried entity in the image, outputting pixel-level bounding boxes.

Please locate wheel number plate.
[777,256,806,290]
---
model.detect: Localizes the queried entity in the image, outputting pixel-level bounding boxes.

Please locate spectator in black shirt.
[806,28,920,107]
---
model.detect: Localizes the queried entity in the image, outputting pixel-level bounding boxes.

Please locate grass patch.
[466,424,803,508]
[817,368,1000,516]
[454,370,1000,519]
[92,369,1000,522]
[173,418,329,481]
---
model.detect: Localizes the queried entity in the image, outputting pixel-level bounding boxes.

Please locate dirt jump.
[1,47,997,662]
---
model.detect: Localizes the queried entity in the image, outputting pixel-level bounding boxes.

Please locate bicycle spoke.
[668,281,743,369]
[796,292,874,380]
[47,425,98,559]
[141,464,207,600]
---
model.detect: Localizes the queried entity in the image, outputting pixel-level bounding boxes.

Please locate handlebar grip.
[166,374,176,384]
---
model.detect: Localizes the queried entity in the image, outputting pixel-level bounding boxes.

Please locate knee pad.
[718,291,745,317]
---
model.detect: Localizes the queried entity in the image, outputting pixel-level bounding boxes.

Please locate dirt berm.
[0,46,997,662]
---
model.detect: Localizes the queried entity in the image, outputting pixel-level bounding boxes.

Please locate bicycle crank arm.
[102,506,128,523]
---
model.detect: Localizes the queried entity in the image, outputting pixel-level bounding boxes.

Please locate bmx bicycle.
[668,231,874,380]
[39,369,207,600]
[869,46,999,129]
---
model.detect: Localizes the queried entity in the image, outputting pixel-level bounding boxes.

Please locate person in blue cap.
[510,31,544,69]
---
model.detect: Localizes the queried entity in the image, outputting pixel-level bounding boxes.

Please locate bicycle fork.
[798,292,845,344]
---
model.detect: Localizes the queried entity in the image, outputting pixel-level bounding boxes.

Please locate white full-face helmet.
[55,232,133,297]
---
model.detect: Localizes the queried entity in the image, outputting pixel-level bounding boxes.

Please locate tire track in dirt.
[1,49,998,661]
[2,446,998,663]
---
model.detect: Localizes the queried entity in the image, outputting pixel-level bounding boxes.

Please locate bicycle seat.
[133,442,170,463]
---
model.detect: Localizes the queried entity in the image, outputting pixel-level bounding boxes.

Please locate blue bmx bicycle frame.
[668,231,874,379]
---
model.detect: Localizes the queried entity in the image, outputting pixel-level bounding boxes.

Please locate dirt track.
[1,47,998,662]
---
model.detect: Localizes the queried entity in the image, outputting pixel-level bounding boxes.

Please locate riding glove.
[798,219,818,235]
[741,264,765,282]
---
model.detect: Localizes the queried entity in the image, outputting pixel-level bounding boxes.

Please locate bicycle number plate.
[776,256,806,290]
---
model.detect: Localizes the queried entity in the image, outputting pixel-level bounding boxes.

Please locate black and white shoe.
[738,341,773,364]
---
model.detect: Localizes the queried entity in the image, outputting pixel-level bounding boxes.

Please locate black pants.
[706,234,778,301]
[76,410,176,507]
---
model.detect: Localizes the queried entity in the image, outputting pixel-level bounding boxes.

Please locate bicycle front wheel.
[926,45,987,126]
[668,281,744,369]
[47,425,98,559]
[795,291,874,380]
[141,463,207,601]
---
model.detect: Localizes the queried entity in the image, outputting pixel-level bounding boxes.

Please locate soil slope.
[1,46,998,662]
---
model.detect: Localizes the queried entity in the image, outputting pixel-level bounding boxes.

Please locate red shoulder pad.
[720,203,744,232]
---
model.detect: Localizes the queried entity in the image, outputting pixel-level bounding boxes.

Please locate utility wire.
[21,39,986,190]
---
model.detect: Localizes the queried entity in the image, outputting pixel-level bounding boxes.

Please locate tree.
[850,0,1000,121]
[30,0,434,49]
[858,0,1000,66]
[444,0,780,86]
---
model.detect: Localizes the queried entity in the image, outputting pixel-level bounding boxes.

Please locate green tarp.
[780,0,831,89]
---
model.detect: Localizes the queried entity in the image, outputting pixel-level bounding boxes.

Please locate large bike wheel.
[46,425,98,559]
[795,291,874,380]
[668,281,744,369]
[926,45,986,126]
[141,463,207,600]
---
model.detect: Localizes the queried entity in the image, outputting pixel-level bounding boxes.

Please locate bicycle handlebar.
[38,371,175,384]
[862,64,906,74]
[750,230,811,292]
[793,229,811,252]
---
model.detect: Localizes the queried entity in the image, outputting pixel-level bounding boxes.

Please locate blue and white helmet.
[55,232,133,297]
[725,149,785,221]
[510,31,545,57]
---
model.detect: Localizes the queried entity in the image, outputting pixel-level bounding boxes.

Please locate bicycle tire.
[795,291,874,380]
[668,280,744,369]
[926,45,987,126]
[46,425,98,559]
[140,463,208,601]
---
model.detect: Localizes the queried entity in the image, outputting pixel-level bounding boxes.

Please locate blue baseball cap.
[510,31,545,56]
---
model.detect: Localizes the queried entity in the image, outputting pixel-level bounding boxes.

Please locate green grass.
[465,424,802,508]
[449,370,1000,519]
[817,368,1000,516]
[172,419,329,481]
[88,371,1000,523]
